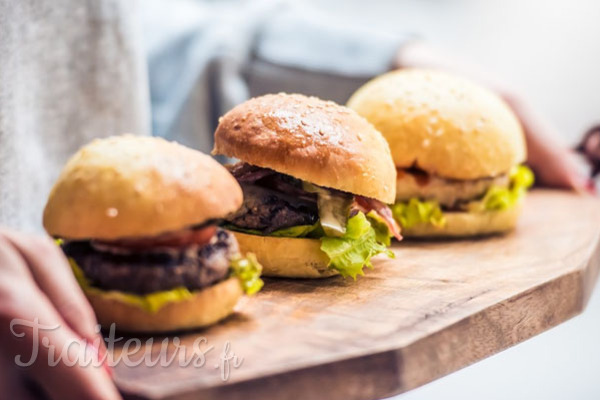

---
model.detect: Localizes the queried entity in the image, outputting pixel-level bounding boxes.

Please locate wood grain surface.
[112,190,600,400]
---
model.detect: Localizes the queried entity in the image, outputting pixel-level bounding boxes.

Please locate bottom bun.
[401,204,522,238]
[85,277,243,333]
[231,231,337,278]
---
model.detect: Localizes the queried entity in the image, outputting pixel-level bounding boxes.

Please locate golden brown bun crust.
[85,277,243,333]
[213,93,396,203]
[231,231,338,278]
[44,135,243,240]
[348,69,526,180]
[401,205,522,238]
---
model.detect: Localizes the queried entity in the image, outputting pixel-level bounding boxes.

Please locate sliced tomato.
[98,225,217,250]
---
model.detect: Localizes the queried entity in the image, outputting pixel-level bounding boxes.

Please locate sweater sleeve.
[246,3,413,104]
[143,0,411,151]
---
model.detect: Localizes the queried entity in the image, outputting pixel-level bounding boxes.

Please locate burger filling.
[58,227,263,313]
[391,165,534,229]
[228,184,319,233]
[396,169,511,208]
[224,162,402,279]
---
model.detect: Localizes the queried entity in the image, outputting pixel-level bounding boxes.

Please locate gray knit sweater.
[0,0,407,232]
[0,0,150,232]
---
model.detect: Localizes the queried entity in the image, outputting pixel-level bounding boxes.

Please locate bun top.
[212,93,396,203]
[44,135,242,240]
[347,69,526,180]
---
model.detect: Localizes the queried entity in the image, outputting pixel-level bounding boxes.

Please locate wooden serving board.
[114,190,600,400]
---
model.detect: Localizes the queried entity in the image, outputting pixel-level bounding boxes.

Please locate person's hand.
[395,41,592,193]
[0,228,120,400]
[576,125,600,179]
[502,93,592,193]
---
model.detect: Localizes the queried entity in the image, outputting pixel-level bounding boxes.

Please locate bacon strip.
[354,196,402,241]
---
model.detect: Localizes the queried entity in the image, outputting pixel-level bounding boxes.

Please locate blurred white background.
[302,0,600,398]
[309,0,600,144]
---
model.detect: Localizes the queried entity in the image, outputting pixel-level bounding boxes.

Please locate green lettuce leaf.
[392,165,535,226]
[366,210,393,246]
[229,253,264,295]
[222,224,263,236]
[511,164,535,190]
[391,198,446,229]
[270,223,323,238]
[223,222,323,238]
[469,165,535,212]
[320,212,394,279]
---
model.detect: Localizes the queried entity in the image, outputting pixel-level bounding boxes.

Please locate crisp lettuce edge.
[229,253,264,295]
[391,198,446,229]
[469,165,534,212]
[320,212,394,280]
[224,222,323,238]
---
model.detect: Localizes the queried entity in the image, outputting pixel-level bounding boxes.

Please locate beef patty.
[62,229,237,295]
[226,184,318,233]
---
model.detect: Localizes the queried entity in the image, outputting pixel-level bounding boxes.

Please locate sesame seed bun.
[85,277,243,333]
[401,205,522,238]
[213,93,396,203]
[231,231,338,278]
[43,135,243,240]
[347,69,526,180]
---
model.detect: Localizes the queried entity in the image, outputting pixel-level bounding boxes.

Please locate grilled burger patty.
[226,163,319,232]
[62,229,238,295]
[225,162,402,240]
[227,184,318,232]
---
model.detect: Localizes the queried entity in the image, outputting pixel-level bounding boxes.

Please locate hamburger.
[43,135,263,333]
[212,93,402,279]
[347,69,534,237]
